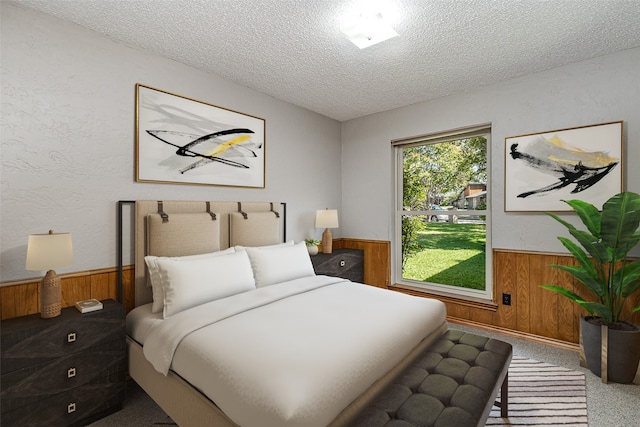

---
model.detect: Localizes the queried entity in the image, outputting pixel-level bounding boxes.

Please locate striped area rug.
[486,356,588,426]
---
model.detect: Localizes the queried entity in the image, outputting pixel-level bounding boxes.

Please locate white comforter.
[142,275,446,427]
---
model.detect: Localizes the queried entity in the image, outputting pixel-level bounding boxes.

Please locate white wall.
[0,4,342,281]
[341,47,640,278]
[3,3,639,284]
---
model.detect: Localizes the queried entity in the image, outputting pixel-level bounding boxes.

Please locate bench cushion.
[350,330,512,427]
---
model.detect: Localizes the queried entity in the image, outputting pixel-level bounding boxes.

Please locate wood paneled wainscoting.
[3,244,639,349]
[0,267,135,320]
[391,249,640,347]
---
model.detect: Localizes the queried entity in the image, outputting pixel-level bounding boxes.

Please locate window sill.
[388,283,498,312]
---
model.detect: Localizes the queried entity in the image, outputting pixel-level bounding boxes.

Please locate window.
[393,124,492,300]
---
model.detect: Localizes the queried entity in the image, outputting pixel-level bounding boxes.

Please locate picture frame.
[504,121,623,212]
[136,84,265,188]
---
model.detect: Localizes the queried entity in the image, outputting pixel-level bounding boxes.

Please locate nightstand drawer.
[1,341,126,413]
[1,301,125,374]
[1,370,125,427]
[311,248,364,282]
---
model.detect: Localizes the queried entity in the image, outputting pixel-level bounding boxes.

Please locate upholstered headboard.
[130,200,284,307]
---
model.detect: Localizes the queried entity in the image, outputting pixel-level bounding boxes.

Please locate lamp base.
[40,270,62,318]
[321,228,333,254]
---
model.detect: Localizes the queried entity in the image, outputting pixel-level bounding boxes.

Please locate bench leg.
[493,371,509,418]
[500,371,509,418]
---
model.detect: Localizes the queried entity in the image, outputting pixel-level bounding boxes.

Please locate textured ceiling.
[11,0,640,122]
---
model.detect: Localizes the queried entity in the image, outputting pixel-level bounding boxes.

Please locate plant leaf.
[541,285,601,316]
[541,285,589,304]
[601,192,640,261]
[545,211,577,232]
[582,302,614,323]
[563,199,601,237]
[545,209,608,262]
[612,232,640,261]
[548,265,605,297]
[619,261,640,297]
[622,279,640,298]
[567,229,609,264]
[556,236,598,279]
[540,285,585,301]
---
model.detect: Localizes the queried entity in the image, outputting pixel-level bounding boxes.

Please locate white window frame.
[392,124,493,301]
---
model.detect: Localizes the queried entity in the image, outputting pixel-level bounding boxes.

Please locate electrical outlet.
[502,293,511,306]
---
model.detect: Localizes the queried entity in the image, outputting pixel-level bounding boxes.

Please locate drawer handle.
[67,332,77,343]
[340,260,346,267]
[67,402,76,414]
[67,367,76,378]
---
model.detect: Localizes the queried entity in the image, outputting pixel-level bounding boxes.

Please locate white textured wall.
[341,47,640,278]
[1,4,342,282]
[3,4,639,285]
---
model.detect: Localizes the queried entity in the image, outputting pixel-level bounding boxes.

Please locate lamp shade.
[315,209,339,229]
[26,231,74,271]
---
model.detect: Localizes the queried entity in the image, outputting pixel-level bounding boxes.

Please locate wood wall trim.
[389,283,498,312]
[447,317,580,352]
[489,248,569,257]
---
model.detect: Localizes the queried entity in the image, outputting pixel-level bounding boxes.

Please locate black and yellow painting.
[136,84,265,188]
[505,121,622,212]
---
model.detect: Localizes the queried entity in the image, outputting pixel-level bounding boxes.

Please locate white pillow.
[157,250,256,318]
[245,241,316,288]
[145,247,235,314]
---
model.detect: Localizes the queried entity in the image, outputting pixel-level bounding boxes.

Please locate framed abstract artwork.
[136,84,265,188]
[504,121,623,212]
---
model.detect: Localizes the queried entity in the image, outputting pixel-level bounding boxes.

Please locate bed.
[123,200,447,427]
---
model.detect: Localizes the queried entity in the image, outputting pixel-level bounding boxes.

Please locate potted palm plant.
[542,191,640,383]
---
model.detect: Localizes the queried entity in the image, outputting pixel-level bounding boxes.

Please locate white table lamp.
[315,209,339,254]
[26,230,74,318]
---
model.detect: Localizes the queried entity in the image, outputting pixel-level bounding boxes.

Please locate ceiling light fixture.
[340,11,398,49]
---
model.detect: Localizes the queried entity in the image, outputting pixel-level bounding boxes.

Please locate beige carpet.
[487,356,588,426]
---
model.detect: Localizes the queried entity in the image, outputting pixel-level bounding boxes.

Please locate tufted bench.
[350,330,513,427]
